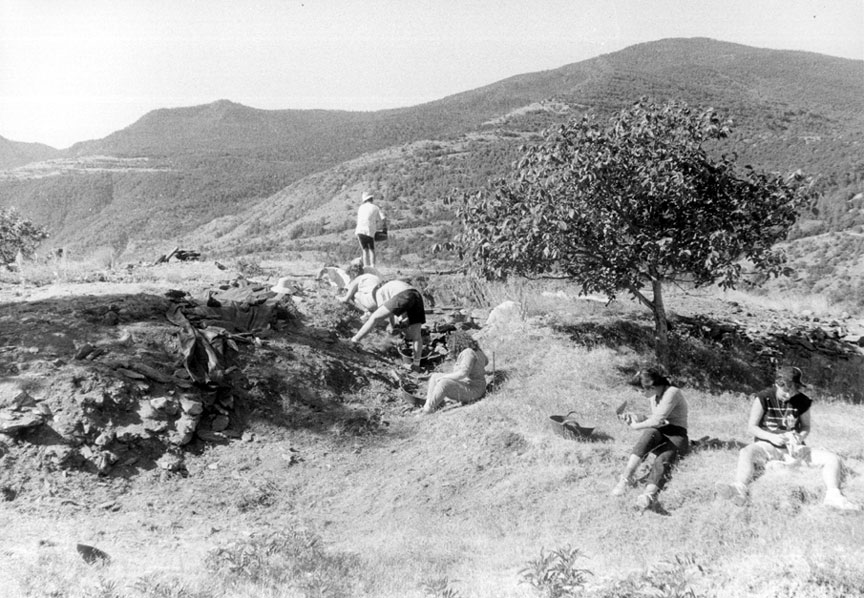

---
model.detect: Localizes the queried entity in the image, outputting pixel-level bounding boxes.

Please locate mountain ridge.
[0,38,861,286]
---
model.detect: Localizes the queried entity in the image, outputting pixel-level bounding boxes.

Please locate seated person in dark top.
[715,366,859,510]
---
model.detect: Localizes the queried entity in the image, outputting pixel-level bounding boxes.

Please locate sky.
[1,0,862,149]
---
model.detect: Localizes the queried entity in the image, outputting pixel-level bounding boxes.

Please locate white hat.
[270,277,294,294]
[361,191,374,202]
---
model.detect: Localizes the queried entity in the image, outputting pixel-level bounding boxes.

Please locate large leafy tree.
[0,208,49,265]
[452,98,809,365]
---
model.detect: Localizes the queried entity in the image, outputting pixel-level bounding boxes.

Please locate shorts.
[357,234,374,250]
[750,441,789,464]
[383,289,426,325]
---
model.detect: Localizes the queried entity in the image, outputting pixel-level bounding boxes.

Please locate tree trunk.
[651,279,670,368]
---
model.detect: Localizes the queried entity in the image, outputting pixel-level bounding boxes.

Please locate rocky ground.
[0,263,485,512]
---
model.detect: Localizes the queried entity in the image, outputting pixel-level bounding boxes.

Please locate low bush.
[520,545,592,597]
[205,528,364,597]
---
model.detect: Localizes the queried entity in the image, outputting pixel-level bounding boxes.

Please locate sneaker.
[824,490,861,511]
[611,476,635,496]
[715,482,749,506]
[635,492,657,511]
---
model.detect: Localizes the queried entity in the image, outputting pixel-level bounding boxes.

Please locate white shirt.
[346,274,382,312]
[374,280,412,306]
[355,202,383,236]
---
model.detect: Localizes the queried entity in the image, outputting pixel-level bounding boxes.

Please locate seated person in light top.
[612,365,689,511]
[421,331,488,414]
[715,366,859,510]
[350,280,425,369]
[340,261,382,317]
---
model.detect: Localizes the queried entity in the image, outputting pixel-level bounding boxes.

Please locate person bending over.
[421,331,488,414]
[715,366,859,510]
[350,280,425,369]
[611,365,689,511]
[340,262,382,318]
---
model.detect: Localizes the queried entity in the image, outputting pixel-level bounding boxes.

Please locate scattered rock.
[179,396,203,415]
[150,396,179,415]
[169,413,200,446]
[211,415,230,432]
[93,429,116,447]
[196,429,227,443]
[76,543,111,565]
[156,452,184,472]
[0,385,48,435]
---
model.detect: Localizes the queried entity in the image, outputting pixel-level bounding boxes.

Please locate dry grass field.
[1,258,863,598]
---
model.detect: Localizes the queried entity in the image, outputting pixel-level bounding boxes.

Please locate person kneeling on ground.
[349,280,425,369]
[715,366,859,510]
[421,331,488,415]
[611,365,689,511]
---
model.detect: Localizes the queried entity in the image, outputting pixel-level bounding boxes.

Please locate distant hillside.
[0,135,61,169]
[0,38,861,269]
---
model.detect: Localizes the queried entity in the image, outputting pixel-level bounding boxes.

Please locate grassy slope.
[2,274,863,597]
[319,289,864,597]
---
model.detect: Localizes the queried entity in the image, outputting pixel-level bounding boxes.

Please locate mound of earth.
[0,271,478,500]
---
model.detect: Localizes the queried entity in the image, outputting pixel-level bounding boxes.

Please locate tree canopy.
[451,98,809,364]
[0,208,49,265]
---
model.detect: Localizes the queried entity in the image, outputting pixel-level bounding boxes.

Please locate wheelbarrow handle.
[563,410,582,426]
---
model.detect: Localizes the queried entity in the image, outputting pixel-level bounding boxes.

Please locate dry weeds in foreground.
[1,267,863,598]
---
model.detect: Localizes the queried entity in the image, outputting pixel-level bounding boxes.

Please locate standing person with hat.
[611,365,689,511]
[349,279,425,370]
[355,191,384,268]
[716,366,859,510]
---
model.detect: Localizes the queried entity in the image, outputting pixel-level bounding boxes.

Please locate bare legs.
[734,445,845,490]
[724,443,858,509]
[404,323,422,369]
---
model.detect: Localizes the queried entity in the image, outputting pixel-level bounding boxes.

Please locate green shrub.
[205,528,363,597]
[598,554,706,598]
[520,545,592,598]
[0,207,49,264]
[422,577,465,598]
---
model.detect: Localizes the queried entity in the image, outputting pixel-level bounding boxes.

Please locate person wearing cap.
[355,191,384,268]
[349,279,425,369]
[715,366,859,510]
[611,365,689,511]
[421,331,488,414]
[340,260,383,317]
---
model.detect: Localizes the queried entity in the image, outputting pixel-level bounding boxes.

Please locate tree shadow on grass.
[579,430,615,444]
[550,316,771,395]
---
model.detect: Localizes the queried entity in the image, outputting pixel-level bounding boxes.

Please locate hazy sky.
[1,0,862,148]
